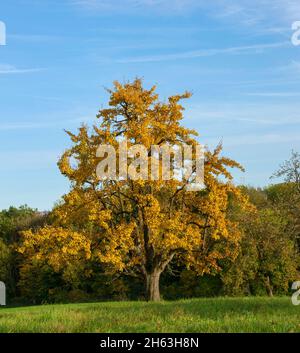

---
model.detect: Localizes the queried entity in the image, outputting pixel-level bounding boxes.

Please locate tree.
[0,205,45,244]
[0,205,46,299]
[223,190,299,296]
[21,79,248,301]
[0,238,11,284]
[272,150,300,194]
[271,151,300,249]
[18,226,91,303]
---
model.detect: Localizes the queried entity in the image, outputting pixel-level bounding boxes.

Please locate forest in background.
[1,81,300,304]
[1,179,299,305]
[0,78,300,303]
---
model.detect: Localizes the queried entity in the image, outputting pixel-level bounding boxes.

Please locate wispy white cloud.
[71,0,300,23]
[8,34,62,42]
[0,64,44,74]
[0,116,96,131]
[276,0,300,22]
[220,132,300,147]
[187,102,300,126]
[116,41,288,63]
[201,130,300,148]
[0,121,58,131]
[211,0,300,26]
[289,61,300,73]
[214,3,244,18]
[71,0,203,12]
[69,0,300,47]
[245,92,300,97]
[0,150,61,171]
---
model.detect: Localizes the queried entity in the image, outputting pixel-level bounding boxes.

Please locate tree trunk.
[265,276,273,297]
[146,270,161,301]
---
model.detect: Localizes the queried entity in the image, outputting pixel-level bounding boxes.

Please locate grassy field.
[0,297,299,333]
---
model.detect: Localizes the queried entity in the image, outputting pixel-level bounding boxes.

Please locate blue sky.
[0,0,300,210]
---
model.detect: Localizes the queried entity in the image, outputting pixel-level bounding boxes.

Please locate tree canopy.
[20,79,250,301]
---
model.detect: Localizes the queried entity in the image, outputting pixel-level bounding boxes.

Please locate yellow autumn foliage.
[18,79,250,300]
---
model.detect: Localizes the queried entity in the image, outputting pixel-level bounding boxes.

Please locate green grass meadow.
[0,297,299,333]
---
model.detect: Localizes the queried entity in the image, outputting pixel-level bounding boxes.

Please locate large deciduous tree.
[20,79,249,301]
